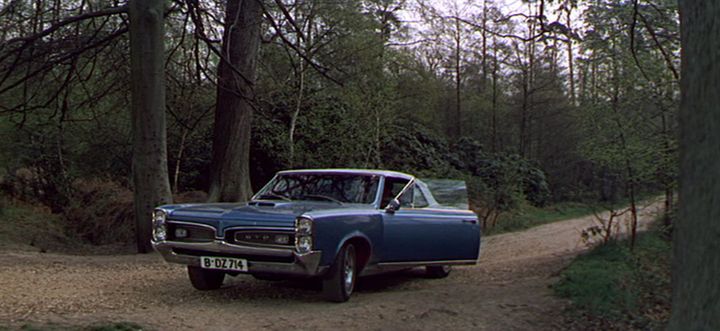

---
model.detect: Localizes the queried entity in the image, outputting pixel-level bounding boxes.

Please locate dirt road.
[0,202,662,330]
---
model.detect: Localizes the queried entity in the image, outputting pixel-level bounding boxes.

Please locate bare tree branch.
[629,0,652,82]
[637,6,680,81]
[0,5,128,49]
[258,1,344,86]
[0,27,129,96]
[184,0,253,87]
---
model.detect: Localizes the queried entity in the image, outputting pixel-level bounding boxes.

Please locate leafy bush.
[522,165,551,207]
[381,120,459,177]
[448,137,552,229]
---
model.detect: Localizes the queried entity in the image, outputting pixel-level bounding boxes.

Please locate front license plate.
[200,256,248,272]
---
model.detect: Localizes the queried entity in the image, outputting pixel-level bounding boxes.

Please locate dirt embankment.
[0,201,662,330]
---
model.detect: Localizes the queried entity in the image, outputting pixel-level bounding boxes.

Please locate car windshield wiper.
[300,194,344,205]
[257,192,291,201]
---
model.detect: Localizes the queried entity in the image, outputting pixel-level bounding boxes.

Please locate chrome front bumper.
[152,240,325,276]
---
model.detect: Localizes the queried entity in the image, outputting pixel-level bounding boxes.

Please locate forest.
[0,0,679,249]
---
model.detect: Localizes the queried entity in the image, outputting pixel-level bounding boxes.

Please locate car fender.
[332,231,373,268]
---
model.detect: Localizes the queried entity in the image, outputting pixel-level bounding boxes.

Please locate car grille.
[172,248,295,263]
[167,223,215,242]
[226,230,295,248]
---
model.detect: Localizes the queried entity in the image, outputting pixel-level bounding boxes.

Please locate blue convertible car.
[152,169,481,302]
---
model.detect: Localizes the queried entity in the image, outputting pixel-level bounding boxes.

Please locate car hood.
[162,200,365,234]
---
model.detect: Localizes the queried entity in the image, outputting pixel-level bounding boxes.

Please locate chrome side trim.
[377,259,477,268]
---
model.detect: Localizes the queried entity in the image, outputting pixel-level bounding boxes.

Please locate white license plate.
[200,256,248,272]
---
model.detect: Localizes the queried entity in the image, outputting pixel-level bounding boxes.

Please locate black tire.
[322,243,357,302]
[188,266,225,290]
[426,265,451,278]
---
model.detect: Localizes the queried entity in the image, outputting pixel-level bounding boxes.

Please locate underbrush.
[1,174,209,252]
[63,179,135,245]
[0,198,73,252]
[553,230,671,329]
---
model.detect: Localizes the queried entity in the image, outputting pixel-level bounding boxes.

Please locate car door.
[381,181,480,263]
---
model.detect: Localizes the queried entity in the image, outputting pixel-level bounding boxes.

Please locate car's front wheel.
[322,243,357,302]
[187,266,225,290]
[426,265,452,278]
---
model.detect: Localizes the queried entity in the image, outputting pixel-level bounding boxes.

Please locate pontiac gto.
[152,169,481,302]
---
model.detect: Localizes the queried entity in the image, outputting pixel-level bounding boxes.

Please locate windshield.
[255,173,380,204]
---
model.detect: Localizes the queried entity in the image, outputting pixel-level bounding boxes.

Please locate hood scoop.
[248,201,277,207]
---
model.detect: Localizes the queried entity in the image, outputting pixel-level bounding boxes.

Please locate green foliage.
[454,138,550,210]
[576,0,679,204]
[554,230,671,328]
[522,166,550,207]
[555,242,636,316]
[381,120,459,177]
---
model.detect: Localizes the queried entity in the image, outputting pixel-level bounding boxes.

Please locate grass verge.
[485,202,604,235]
[553,230,671,329]
[485,194,660,235]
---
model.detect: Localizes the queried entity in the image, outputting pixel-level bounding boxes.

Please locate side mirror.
[385,198,401,213]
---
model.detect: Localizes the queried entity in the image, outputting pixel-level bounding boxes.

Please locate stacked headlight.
[295,216,313,254]
[152,209,167,241]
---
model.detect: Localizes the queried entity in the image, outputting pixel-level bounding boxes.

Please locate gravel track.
[0,201,662,330]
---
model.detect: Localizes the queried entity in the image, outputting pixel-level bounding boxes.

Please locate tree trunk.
[454,16,462,140]
[668,2,720,329]
[288,3,314,169]
[288,64,303,168]
[609,54,639,250]
[207,0,262,202]
[128,0,172,253]
[173,127,189,193]
[491,41,498,153]
[566,6,576,105]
